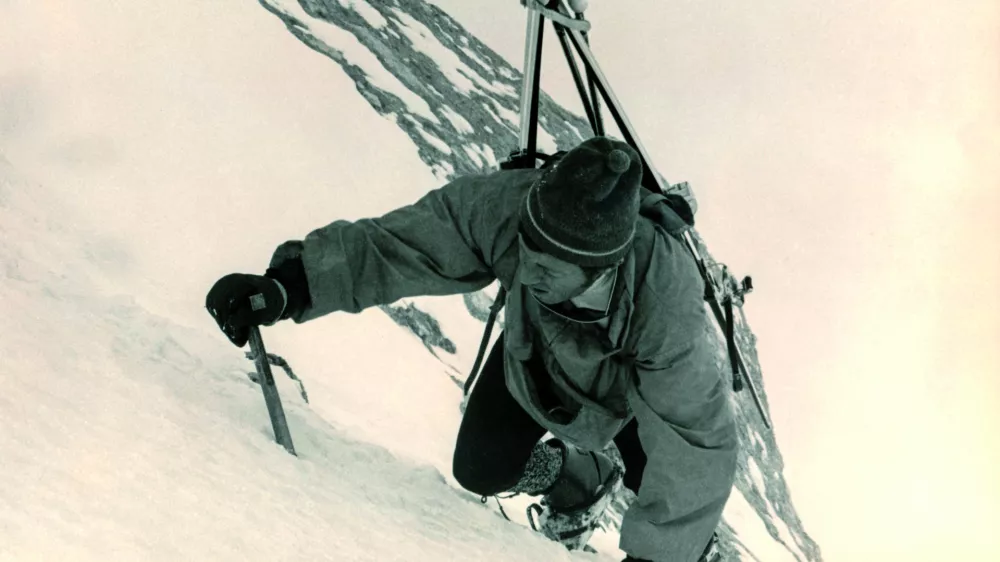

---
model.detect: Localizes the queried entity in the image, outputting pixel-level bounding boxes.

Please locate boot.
[527,439,624,551]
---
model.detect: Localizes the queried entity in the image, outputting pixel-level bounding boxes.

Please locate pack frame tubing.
[552,0,771,427]
[562,0,770,427]
[471,0,771,429]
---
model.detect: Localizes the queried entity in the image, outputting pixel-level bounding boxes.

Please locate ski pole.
[248,326,297,456]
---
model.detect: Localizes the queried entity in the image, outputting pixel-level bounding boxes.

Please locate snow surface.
[747,456,767,492]
[744,457,809,561]
[535,123,561,156]
[439,105,474,135]
[458,45,494,75]
[0,0,806,560]
[458,143,499,171]
[390,8,515,98]
[405,115,454,155]
[0,193,584,562]
[463,145,484,168]
[0,0,576,558]
[0,60,602,562]
[489,97,523,130]
[338,0,389,29]
[476,143,499,168]
[723,490,799,562]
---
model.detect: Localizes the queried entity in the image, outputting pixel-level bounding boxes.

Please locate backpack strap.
[465,152,567,396]
[634,191,751,395]
[499,150,567,171]
[463,286,506,396]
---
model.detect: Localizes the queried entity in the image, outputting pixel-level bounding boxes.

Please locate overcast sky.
[2,0,999,560]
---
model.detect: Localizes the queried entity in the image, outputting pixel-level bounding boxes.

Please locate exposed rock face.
[379,302,456,356]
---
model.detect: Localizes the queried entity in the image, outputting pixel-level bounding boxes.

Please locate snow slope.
[1,0,817,560]
[0,2,601,558]
[0,157,600,562]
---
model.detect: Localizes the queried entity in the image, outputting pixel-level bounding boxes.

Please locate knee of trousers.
[452,448,523,497]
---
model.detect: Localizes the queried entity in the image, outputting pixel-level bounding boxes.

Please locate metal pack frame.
[508,0,771,428]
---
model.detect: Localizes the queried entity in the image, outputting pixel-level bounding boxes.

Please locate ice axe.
[247,326,297,456]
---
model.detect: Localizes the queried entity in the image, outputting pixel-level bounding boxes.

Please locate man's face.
[517,233,591,305]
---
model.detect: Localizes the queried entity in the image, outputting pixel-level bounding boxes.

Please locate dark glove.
[205,273,288,347]
[622,557,652,562]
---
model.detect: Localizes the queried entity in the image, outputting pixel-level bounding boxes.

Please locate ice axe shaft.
[248,326,296,456]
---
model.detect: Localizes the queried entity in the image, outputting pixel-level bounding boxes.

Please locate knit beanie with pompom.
[519,136,643,268]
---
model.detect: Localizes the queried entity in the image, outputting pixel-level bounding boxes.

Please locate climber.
[205,136,738,562]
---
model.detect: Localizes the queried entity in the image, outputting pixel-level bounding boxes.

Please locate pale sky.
[2,0,999,560]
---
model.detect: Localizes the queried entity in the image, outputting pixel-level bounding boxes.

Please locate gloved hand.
[205,273,288,347]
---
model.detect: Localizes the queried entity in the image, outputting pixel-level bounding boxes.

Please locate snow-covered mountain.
[0,0,823,560]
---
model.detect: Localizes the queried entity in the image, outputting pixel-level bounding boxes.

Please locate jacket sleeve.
[270,171,524,323]
[620,232,739,562]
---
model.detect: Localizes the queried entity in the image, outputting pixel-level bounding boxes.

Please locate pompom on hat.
[519,136,643,267]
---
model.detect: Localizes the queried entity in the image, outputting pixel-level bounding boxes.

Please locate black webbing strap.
[724,297,743,392]
[463,287,507,396]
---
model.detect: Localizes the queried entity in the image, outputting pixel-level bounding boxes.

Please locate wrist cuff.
[265,254,311,320]
[266,279,288,325]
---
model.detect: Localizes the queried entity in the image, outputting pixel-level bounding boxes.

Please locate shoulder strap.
[638,187,694,240]
[631,187,695,285]
[463,287,506,396]
[631,218,657,297]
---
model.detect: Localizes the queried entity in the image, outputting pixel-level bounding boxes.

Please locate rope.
[245,351,310,403]
[481,494,520,522]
